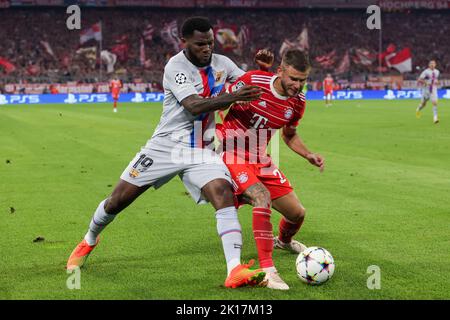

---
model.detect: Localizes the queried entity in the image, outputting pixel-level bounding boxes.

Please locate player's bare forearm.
[282,127,311,159]
[282,126,325,172]
[181,85,262,116]
[181,93,238,116]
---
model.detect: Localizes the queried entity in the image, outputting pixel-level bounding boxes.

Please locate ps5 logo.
[396,90,421,99]
[64,94,108,104]
[0,94,40,104]
[383,90,422,100]
[335,91,363,100]
[131,92,165,103]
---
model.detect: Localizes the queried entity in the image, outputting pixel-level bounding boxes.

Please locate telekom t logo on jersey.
[250,114,268,129]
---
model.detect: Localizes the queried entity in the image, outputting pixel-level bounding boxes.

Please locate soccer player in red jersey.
[217,49,325,290]
[110,77,122,113]
[323,73,334,107]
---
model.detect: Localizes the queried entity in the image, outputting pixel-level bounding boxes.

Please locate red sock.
[278,217,303,244]
[113,101,117,109]
[252,207,274,268]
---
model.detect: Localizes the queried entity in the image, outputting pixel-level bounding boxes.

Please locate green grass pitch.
[1,99,449,300]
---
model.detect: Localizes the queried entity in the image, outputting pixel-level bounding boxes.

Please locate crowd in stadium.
[1,8,449,90]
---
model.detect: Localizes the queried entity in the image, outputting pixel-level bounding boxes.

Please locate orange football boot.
[66,237,99,271]
[224,259,266,288]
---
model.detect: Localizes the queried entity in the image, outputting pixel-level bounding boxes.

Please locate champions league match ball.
[296,247,335,285]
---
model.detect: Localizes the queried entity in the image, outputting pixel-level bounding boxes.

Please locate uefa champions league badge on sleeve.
[175,73,187,85]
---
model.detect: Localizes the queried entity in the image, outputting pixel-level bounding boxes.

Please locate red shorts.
[222,152,293,205]
[324,90,333,96]
[112,91,120,100]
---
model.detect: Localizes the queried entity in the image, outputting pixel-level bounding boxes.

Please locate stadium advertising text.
[1,90,450,105]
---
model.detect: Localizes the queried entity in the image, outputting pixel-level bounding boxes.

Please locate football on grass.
[296,247,335,285]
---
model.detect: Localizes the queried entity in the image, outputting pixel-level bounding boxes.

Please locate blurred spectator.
[0,7,448,86]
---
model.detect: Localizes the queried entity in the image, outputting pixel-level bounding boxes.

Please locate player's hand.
[306,153,325,172]
[231,85,262,102]
[255,49,274,71]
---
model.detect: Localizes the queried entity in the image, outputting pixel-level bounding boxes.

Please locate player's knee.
[291,206,306,223]
[104,196,121,215]
[209,180,234,202]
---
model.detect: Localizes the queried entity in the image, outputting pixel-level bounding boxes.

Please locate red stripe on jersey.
[200,68,211,97]
[221,70,306,160]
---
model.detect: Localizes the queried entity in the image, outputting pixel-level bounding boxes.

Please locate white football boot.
[274,237,307,254]
[263,271,289,290]
[434,115,439,124]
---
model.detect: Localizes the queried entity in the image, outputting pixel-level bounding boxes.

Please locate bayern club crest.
[237,172,249,184]
[284,108,294,119]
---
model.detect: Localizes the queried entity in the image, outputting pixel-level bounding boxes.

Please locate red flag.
[315,50,337,68]
[80,22,102,44]
[378,43,397,67]
[335,51,350,74]
[352,48,375,66]
[386,48,412,73]
[0,57,16,74]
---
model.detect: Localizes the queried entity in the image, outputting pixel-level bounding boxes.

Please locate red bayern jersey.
[218,70,306,160]
[110,79,122,92]
[323,77,334,92]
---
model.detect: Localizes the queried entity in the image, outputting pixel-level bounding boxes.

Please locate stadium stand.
[1,5,449,93]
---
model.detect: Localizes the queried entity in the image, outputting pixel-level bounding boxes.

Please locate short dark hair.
[181,16,213,38]
[282,49,311,72]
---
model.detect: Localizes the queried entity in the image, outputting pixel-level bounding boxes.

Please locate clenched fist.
[255,49,274,71]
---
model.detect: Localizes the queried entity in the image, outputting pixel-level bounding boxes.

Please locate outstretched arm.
[181,85,262,116]
[282,125,325,172]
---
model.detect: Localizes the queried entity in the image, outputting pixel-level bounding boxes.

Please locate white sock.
[84,199,116,246]
[263,266,277,274]
[433,106,438,118]
[216,206,242,276]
